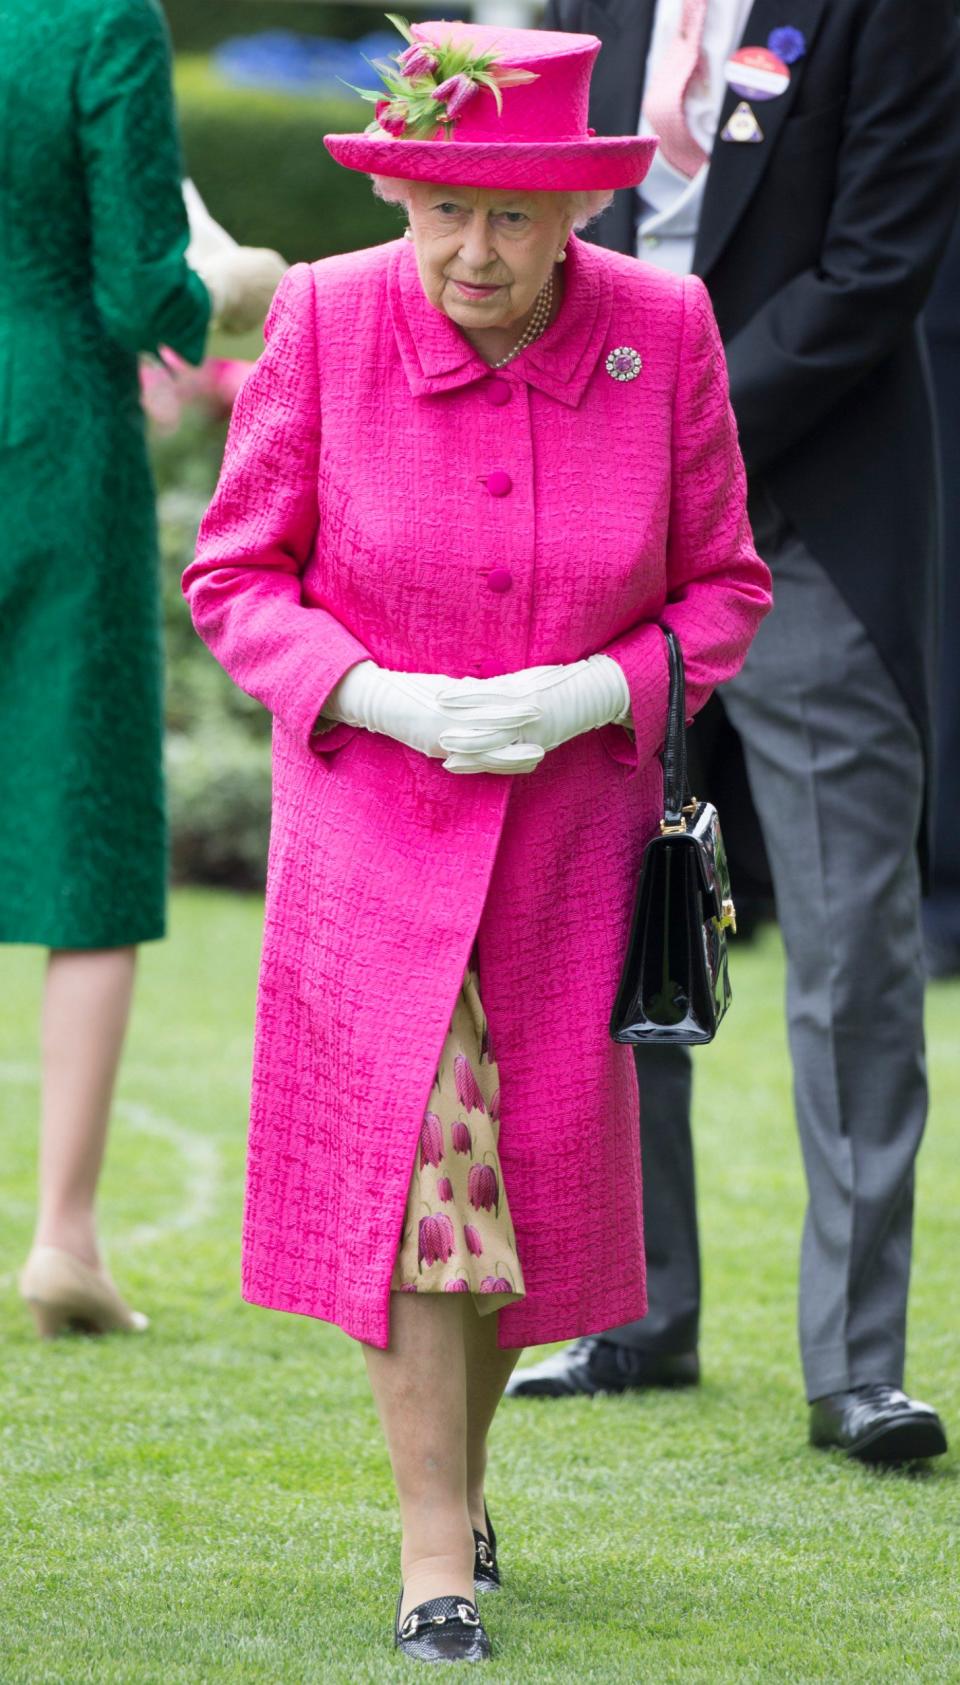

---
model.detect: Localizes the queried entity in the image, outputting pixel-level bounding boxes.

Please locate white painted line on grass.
[0,1077,222,1288]
[115,1099,221,1251]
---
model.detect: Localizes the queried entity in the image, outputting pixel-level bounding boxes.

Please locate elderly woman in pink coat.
[185,17,771,1665]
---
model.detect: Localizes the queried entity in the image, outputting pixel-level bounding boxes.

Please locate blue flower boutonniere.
[767,26,807,65]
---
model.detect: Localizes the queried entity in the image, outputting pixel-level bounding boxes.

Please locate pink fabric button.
[484,380,512,408]
[485,471,513,497]
[487,568,513,594]
[478,658,501,678]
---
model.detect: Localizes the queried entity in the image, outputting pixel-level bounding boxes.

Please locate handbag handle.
[661,627,690,829]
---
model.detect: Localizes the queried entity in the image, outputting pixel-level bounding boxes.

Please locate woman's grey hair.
[371,177,614,230]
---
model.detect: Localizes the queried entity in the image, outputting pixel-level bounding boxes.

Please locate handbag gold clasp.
[660,798,697,837]
[719,897,737,933]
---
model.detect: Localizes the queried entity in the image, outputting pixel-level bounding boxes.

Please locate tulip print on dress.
[420,1111,444,1169]
[452,1119,473,1155]
[480,1274,514,1294]
[455,1052,486,1114]
[468,1162,499,1216]
[391,969,524,1310]
[419,1212,456,1269]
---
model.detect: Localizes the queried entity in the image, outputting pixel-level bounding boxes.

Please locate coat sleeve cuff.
[275,618,370,756]
[598,624,670,771]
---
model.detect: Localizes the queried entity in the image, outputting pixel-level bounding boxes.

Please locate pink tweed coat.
[184,233,771,1349]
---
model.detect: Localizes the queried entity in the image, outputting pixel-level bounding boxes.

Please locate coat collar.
[389,234,614,408]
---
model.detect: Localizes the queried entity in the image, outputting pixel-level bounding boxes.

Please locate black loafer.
[473,1507,500,1593]
[504,1336,699,1398]
[810,1383,948,1463]
[394,1592,491,1663]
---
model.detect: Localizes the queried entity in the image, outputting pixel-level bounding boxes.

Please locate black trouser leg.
[604,1042,700,1355]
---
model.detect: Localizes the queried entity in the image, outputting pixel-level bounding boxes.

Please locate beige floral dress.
[392,966,526,1311]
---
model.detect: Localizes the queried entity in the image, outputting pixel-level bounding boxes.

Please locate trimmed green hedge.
[175,56,399,265]
[161,54,404,883]
[162,2,363,54]
[160,57,401,884]
[154,410,273,889]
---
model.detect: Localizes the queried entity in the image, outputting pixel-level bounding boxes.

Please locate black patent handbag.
[610,629,737,1046]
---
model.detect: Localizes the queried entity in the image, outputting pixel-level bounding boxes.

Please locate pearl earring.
[403,227,414,241]
[556,247,567,262]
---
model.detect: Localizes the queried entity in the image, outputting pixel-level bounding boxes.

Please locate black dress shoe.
[473,1507,500,1593]
[809,1383,948,1463]
[504,1336,699,1398]
[394,1592,491,1663]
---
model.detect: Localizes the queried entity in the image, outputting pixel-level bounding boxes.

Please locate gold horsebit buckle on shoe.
[400,1604,480,1640]
[476,1540,494,1569]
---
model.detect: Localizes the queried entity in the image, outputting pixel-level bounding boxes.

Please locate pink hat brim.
[323,134,658,192]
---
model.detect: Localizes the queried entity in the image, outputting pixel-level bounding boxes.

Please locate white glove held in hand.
[183,178,237,263]
[194,246,289,335]
[322,661,544,773]
[438,655,631,771]
[183,179,286,334]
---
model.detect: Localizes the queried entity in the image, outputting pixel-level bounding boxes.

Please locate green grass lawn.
[2,891,958,1683]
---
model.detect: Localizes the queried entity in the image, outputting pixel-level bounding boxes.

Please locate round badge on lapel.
[606,347,642,382]
[724,45,791,101]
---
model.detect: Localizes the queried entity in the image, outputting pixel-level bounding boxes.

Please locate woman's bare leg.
[364,1293,476,1619]
[463,1305,521,1536]
[33,947,137,1267]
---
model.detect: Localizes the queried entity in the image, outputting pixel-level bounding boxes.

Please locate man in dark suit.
[923,210,960,979]
[508,0,960,1461]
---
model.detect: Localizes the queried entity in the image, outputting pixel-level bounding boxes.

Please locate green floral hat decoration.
[353,14,539,140]
[325,17,660,192]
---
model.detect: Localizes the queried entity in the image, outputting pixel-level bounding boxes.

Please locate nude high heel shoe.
[18,1247,149,1337]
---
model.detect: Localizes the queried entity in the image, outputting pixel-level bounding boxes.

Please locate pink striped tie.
[643,0,711,179]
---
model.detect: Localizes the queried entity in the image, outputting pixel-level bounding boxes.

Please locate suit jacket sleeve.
[725,0,960,472]
[603,278,772,769]
[183,264,370,753]
[76,0,210,363]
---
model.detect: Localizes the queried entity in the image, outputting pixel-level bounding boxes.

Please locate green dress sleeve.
[76,0,211,364]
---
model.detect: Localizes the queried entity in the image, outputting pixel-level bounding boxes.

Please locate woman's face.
[405,184,574,331]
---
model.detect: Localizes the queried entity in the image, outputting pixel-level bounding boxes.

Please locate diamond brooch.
[605,346,643,382]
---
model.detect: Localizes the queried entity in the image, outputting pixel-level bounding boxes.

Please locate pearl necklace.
[490,273,554,369]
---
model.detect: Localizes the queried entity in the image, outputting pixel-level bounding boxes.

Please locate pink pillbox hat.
[324,21,657,192]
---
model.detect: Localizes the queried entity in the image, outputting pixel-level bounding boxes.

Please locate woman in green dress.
[1,0,282,1334]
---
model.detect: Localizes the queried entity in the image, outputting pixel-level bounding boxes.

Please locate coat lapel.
[694,0,828,280]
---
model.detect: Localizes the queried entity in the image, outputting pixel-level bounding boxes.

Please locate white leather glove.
[183,179,287,334]
[322,661,545,773]
[183,178,237,263]
[438,655,631,770]
[194,246,289,334]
